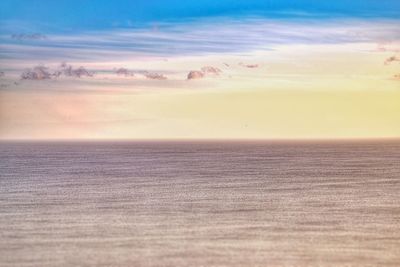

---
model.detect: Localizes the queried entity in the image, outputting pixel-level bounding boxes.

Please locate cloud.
[187,70,205,80]
[201,66,222,75]
[187,66,222,80]
[0,71,4,78]
[21,65,52,80]
[1,18,400,62]
[375,42,400,53]
[114,67,135,77]
[143,71,167,80]
[11,33,47,40]
[58,62,94,78]
[239,62,259,68]
[20,63,94,81]
[384,56,400,65]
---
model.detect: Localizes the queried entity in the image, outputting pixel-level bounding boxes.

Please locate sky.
[0,0,399,140]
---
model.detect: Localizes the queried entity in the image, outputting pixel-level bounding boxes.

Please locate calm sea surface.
[0,141,399,266]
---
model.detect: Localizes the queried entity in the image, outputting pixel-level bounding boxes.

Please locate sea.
[0,141,399,266]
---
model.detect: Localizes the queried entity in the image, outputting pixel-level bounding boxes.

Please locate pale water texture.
[0,141,399,266]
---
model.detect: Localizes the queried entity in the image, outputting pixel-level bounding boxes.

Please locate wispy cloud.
[11,33,47,40]
[239,62,259,68]
[1,18,399,63]
[1,17,400,91]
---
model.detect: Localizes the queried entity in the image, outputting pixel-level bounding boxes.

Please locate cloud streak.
[11,33,47,40]
[239,62,259,68]
[1,18,400,63]
[1,17,400,92]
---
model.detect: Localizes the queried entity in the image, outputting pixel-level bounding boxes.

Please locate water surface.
[0,141,399,266]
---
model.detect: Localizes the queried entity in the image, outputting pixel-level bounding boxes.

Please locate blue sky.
[1,0,399,33]
[0,0,398,64]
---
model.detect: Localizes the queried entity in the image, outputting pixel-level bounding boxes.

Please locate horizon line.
[1,137,400,143]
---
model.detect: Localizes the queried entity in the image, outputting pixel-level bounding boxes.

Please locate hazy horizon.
[2,137,400,142]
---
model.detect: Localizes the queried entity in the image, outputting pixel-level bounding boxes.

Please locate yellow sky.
[1,43,399,140]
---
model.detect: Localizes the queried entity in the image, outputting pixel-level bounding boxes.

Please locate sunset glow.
[1,1,399,139]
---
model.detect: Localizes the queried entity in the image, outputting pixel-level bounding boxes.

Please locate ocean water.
[0,141,399,267]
